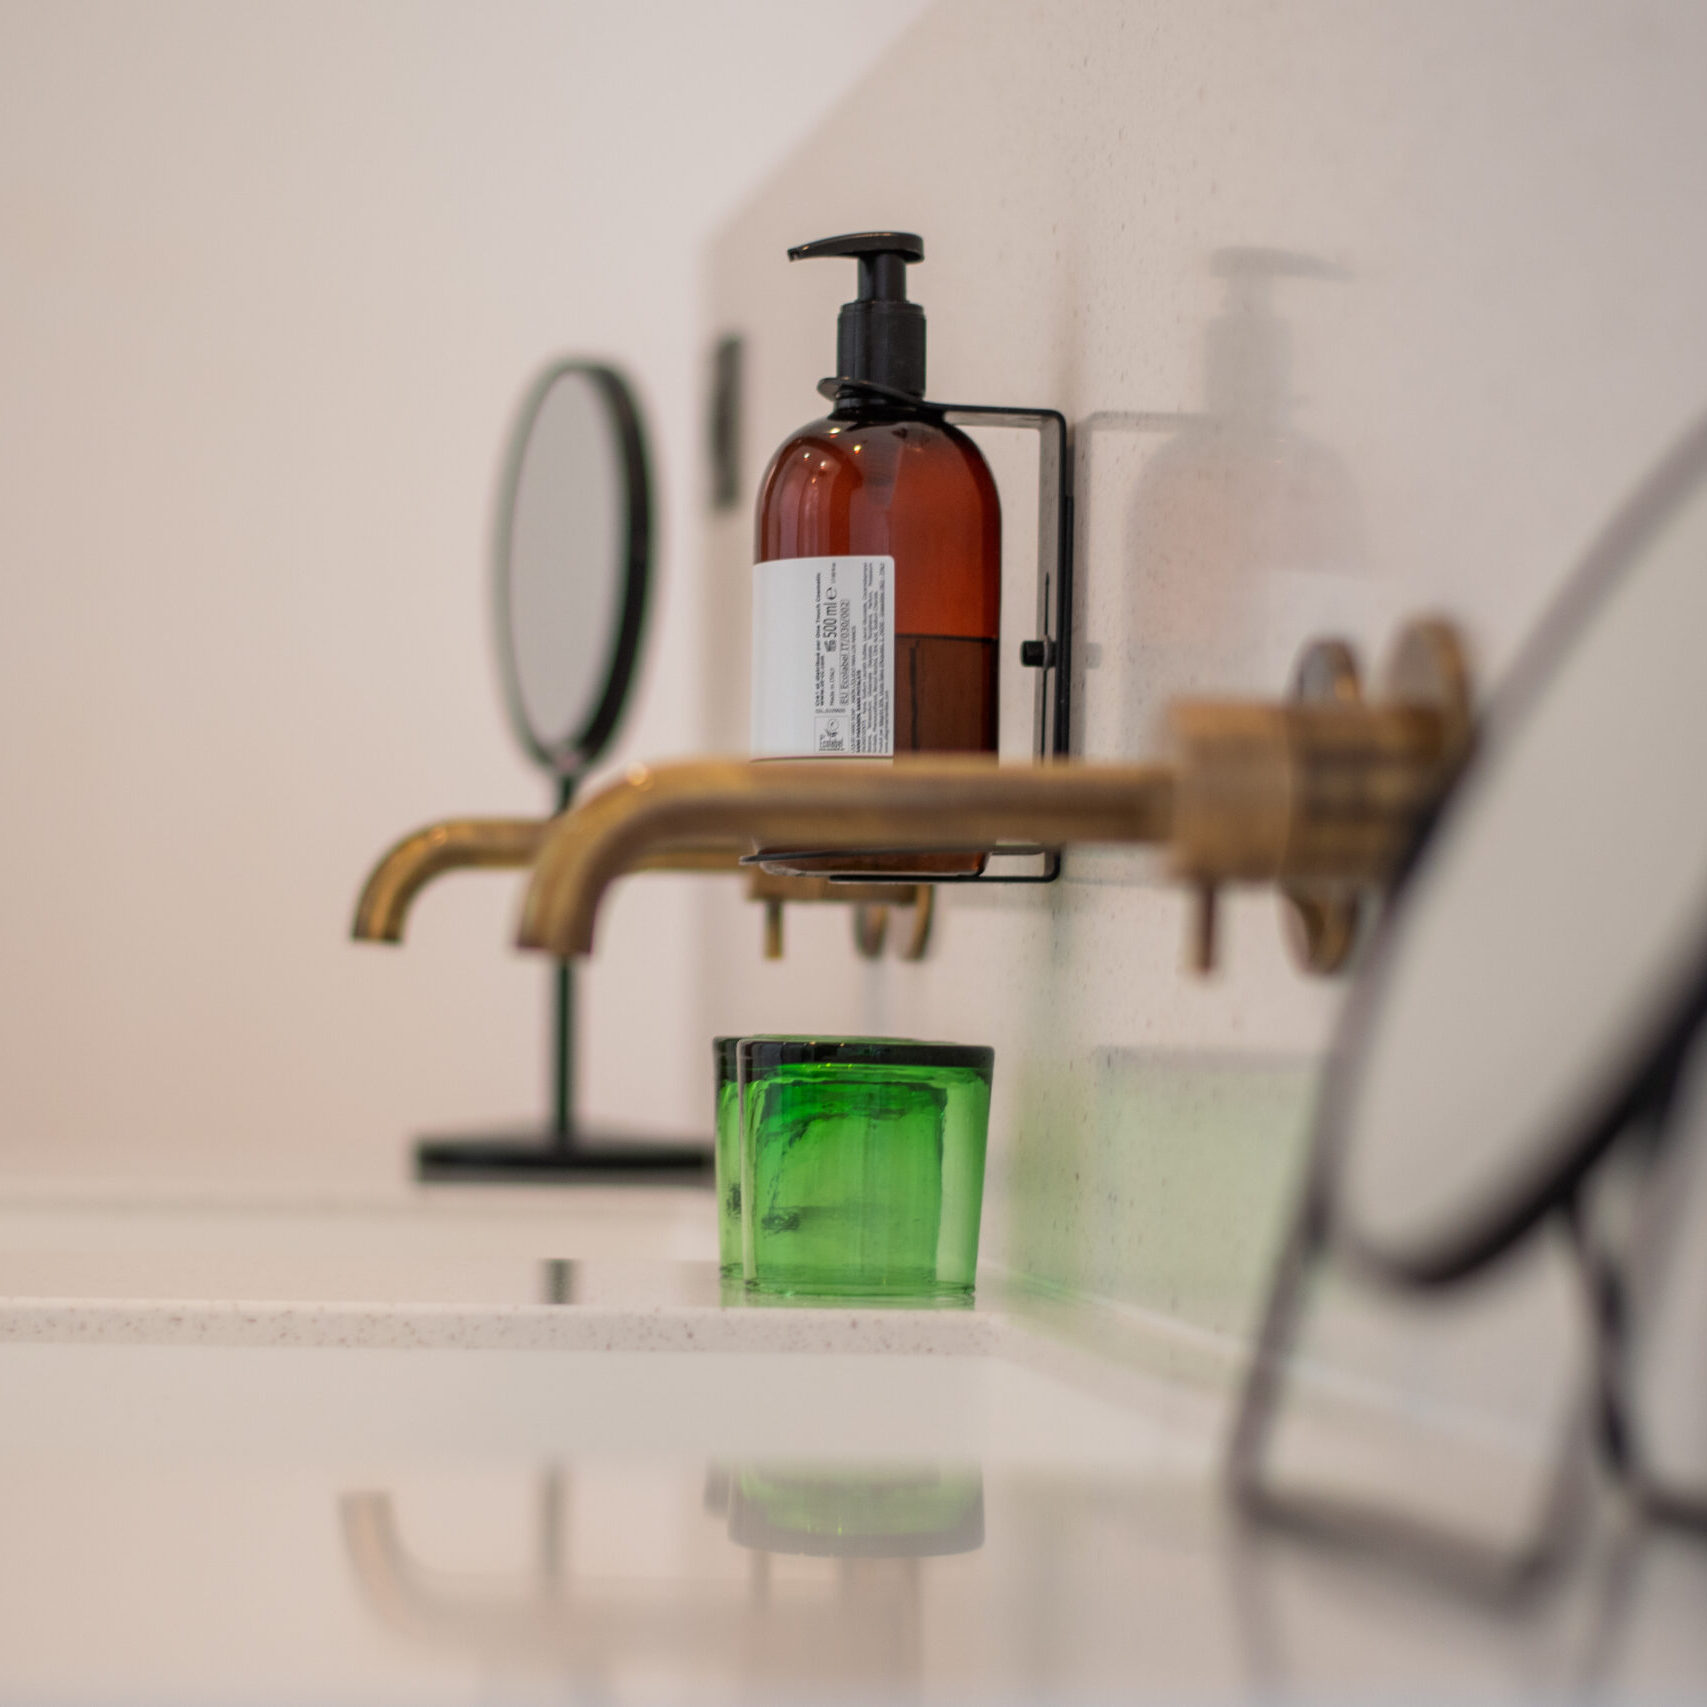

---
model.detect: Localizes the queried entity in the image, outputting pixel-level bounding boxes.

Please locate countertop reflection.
[340,1463,981,1691]
[2,1447,1698,1704]
[331,1460,1707,1703]
[0,1189,1700,1701]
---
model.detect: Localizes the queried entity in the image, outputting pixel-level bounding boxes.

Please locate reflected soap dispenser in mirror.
[402,359,709,1183]
[752,232,1001,876]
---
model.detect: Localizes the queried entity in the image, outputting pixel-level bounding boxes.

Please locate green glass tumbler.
[738,1038,993,1300]
[713,1036,742,1278]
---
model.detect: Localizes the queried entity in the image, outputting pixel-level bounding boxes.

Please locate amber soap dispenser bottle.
[751,232,1000,875]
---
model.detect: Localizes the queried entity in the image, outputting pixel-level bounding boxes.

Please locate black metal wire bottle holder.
[741,379,1074,885]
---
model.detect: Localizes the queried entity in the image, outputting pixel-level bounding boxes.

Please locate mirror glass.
[1330,414,1707,1282]
[497,362,650,778]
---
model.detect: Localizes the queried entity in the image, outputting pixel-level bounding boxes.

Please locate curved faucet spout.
[353,818,549,943]
[353,818,750,943]
[517,757,1177,958]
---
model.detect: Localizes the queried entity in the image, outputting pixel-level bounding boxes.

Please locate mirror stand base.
[413,1130,713,1185]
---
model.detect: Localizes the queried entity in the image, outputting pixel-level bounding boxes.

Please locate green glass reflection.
[740,1041,992,1300]
[727,1464,984,1556]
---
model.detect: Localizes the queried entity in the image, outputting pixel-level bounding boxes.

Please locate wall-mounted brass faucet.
[352,620,1469,976]
[354,818,546,944]
[514,757,1176,957]
[352,814,930,960]
[510,620,1470,974]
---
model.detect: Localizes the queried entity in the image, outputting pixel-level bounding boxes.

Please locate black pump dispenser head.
[789,231,926,399]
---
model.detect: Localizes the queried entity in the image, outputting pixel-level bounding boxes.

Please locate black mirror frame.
[415,357,709,1185]
[1330,407,1707,1289]
[493,359,653,783]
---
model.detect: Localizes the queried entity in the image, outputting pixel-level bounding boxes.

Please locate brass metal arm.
[353,818,548,943]
[356,622,1471,974]
[516,757,1177,957]
[352,816,744,943]
[509,620,1471,967]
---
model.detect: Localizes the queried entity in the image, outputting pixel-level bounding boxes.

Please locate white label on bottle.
[750,556,893,757]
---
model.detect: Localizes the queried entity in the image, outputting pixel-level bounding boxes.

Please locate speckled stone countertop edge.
[0,1298,1004,1354]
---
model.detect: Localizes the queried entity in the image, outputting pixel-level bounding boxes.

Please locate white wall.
[699,0,1707,1403]
[0,0,926,1184]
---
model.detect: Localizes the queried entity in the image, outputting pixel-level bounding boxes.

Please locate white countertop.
[0,1182,1701,1704]
[0,1181,1006,1352]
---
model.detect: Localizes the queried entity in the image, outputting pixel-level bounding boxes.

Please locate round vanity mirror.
[1327,411,1707,1284]
[496,361,650,782]
[415,358,709,1183]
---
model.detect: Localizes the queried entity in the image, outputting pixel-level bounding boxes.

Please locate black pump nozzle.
[789,231,926,399]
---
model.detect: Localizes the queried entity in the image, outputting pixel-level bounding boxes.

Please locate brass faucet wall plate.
[1279,638,1366,974]
[1279,621,1474,975]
